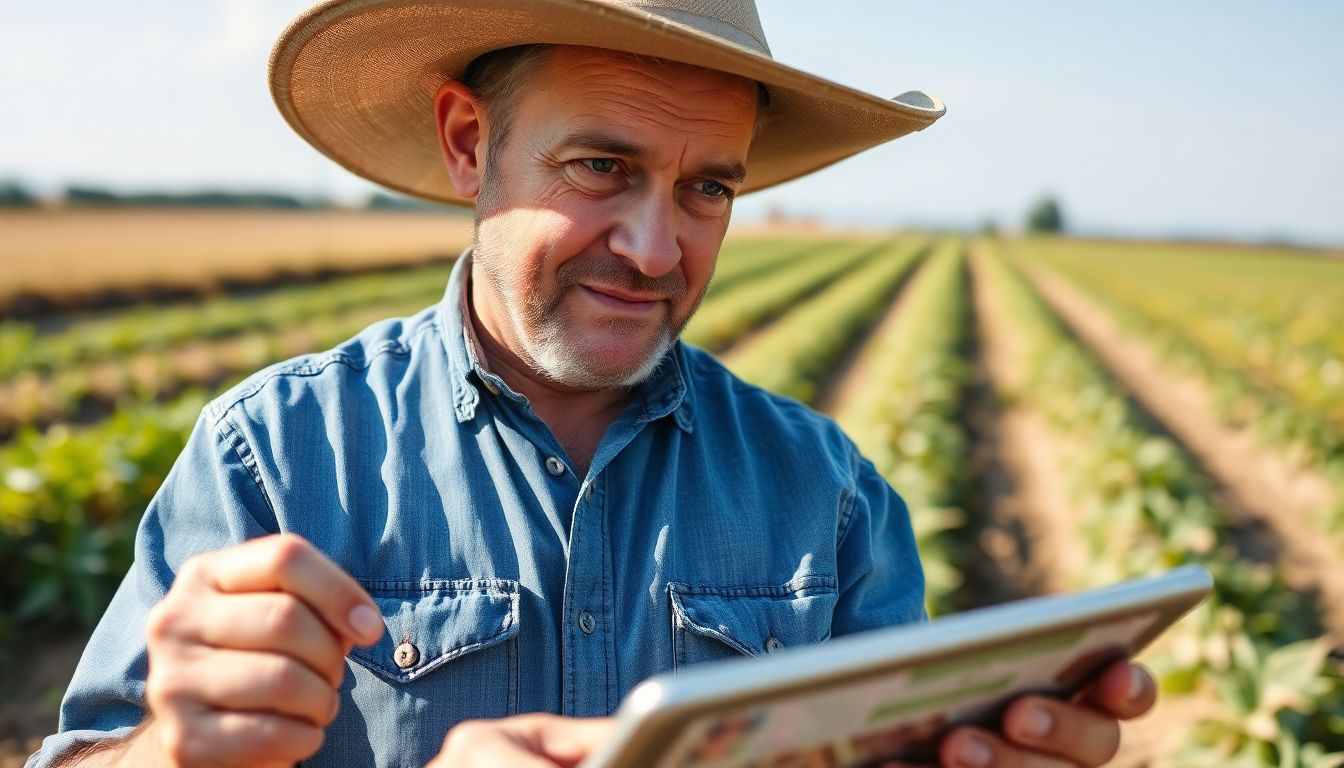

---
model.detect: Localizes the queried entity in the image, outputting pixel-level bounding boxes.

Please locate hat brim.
[270,0,946,207]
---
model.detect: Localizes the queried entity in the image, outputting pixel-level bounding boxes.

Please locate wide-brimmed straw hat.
[270,0,946,207]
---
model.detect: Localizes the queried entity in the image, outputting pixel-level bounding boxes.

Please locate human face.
[469,46,758,389]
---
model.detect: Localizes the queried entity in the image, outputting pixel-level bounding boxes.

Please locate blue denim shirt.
[29,252,925,768]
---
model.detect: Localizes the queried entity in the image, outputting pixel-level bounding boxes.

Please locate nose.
[609,191,682,278]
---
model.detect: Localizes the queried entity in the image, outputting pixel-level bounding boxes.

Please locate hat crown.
[599,0,771,57]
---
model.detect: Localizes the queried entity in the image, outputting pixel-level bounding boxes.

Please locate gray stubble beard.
[471,233,686,390]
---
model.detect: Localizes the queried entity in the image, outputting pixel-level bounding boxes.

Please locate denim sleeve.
[831,446,929,637]
[26,410,277,768]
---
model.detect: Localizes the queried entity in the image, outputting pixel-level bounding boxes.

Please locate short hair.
[460,44,551,166]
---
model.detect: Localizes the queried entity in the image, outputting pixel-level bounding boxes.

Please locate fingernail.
[1127,665,1148,703]
[1021,706,1053,738]
[348,604,382,640]
[957,737,992,768]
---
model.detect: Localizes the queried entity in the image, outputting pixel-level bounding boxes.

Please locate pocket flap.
[350,579,519,683]
[669,576,837,657]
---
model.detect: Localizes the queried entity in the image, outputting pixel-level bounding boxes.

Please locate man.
[29,2,1155,766]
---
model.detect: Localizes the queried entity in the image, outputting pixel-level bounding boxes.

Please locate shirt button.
[394,641,420,669]
[545,456,566,476]
[765,636,784,654]
[583,484,594,501]
[579,609,597,634]
[480,377,500,396]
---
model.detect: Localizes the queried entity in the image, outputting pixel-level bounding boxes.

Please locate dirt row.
[1023,266,1344,640]
[970,251,1342,763]
[962,248,1189,765]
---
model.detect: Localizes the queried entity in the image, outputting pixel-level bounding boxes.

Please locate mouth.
[578,284,665,316]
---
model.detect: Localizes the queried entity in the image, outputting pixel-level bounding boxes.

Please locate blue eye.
[586,158,616,174]
[698,180,727,197]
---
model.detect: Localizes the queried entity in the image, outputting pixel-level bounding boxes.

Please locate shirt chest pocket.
[329,578,520,765]
[669,577,837,671]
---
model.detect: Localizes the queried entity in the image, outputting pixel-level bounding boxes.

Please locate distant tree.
[1026,196,1065,234]
[0,180,37,207]
[62,185,317,209]
[366,191,447,211]
[64,185,124,205]
[979,218,1001,237]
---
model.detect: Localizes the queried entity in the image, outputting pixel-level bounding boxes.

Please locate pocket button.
[394,641,420,669]
[765,636,784,654]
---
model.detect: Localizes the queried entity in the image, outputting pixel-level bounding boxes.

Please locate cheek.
[479,206,583,290]
[679,236,723,302]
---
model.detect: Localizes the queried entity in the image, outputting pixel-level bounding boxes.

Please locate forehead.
[513,45,758,152]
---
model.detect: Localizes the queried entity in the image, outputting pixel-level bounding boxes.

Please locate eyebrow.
[557,130,748,186]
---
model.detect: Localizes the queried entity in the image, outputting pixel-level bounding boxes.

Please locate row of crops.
[977,242,1342,765]
[1,233,1342,764]
[1019,238,1344,535]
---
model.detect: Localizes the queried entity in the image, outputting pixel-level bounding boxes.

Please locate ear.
[434,80,488,200]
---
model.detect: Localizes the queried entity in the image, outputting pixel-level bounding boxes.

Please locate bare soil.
[970,248,1218,764]
[0,632,89,768]
[1027,267,1344,641]
[966,247,1081,598]
[812,256,924,415]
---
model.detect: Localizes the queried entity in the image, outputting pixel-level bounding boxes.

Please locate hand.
[937,659,1155,767]
[133,534,384,767]
[428,714,617,768]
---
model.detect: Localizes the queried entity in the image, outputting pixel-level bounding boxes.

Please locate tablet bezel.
[585,564,1213,768]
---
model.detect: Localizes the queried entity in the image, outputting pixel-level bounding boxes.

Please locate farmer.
[29,1,1156,766]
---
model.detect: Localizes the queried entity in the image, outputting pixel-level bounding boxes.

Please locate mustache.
[555,253,687,302]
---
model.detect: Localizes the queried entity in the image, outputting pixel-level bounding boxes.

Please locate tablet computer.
[582,564,1212,768]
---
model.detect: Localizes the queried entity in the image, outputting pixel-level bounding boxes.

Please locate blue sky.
[2,1,1341,244]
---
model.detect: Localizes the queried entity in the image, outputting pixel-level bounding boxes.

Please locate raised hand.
[125,534,383,767]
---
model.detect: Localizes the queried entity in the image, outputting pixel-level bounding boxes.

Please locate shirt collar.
[438,249,694,433]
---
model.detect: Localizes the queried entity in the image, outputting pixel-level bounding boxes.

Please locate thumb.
[531,716,619,764]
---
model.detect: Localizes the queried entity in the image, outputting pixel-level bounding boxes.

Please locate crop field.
[1,230,1342,765]
[0,209,474,314]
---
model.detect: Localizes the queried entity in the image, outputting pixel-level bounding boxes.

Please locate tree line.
[0,180,445,212]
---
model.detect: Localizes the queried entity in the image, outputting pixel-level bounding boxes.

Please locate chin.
[531,331,674,389]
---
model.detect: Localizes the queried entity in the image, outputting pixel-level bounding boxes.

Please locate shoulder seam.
[214,412,277,520]
[208,319,439,420]
[835,439,862,547]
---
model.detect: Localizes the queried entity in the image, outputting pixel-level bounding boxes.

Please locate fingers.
[188,533,383,647]
[141,534,373,766]
[1081,659,1155,720]
[432,715,617,768]
[433,719,564,768]
[940,726,1076,768]
[190,591,350,687]
[190,648,341,726]
[151,648,341,728]
[1000,695,1120,766]
[504,714,618,763]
